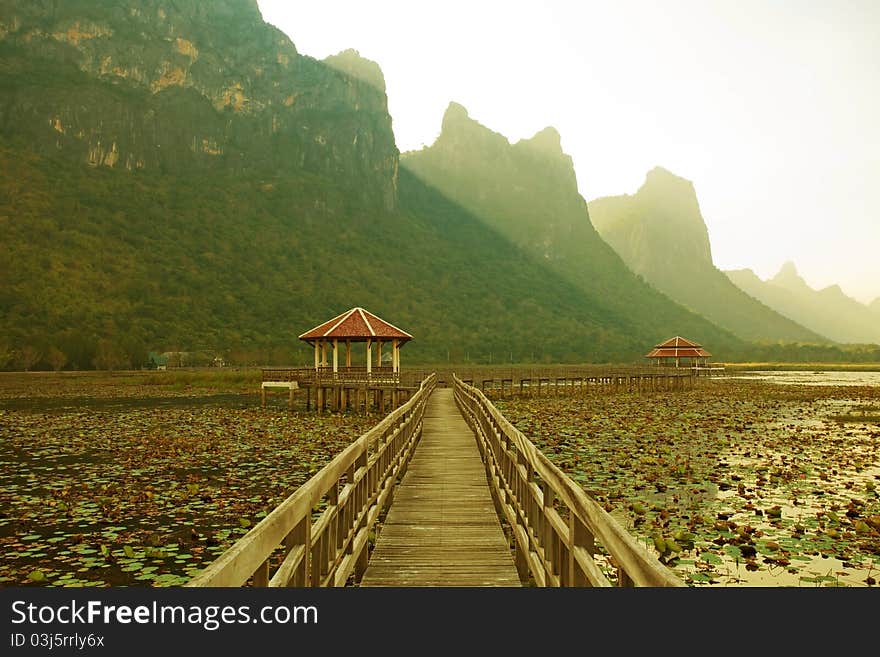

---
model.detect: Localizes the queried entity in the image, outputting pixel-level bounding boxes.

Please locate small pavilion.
[298,307,413,376]
[645,336,711,368]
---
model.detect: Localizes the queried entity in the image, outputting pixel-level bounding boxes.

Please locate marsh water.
[727,370,880,387]
[1,370,878,587]
[494,375,880,588]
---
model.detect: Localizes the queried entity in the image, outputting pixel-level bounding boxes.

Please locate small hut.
[645,336,711,368]
[298,307,413,375]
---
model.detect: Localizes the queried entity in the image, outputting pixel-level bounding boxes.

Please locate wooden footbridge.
[359,388,520,586]
[188,372,686,588]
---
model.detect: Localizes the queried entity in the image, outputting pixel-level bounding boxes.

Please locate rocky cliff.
[590,167,712,273]
[589,169,826,343]
[402,103,743,353]
[405,102,589,259]
[0,0,398,208]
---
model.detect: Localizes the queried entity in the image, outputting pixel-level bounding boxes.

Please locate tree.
[0,343,14,370]
[16,346,42,371]
[57,330,97,371]
[45,346,68,372]
[93,340,126,371]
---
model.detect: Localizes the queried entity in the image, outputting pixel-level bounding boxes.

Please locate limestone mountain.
[407,103,586,257]
[0,0,398,208]
[402,103,741,354]
[871,299,880,316]
[588,168,826,344]
[725,263,880,344]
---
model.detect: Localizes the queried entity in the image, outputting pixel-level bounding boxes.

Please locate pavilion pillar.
[366,339,372,374]
[392,340,399,373]
[314,342,319,370]
[346,340,351,367]
[376,340,382,368]
[333,339,338,374]
[321,342,327,367]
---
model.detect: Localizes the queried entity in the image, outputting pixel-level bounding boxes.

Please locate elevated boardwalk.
[360,389,520,586]
[188,372,685,589]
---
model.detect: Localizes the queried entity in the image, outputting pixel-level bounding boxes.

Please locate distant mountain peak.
[434,101,512,155]
[589,171,826,344]
[632,167,703,237]
[323,49,387,91]
[639,166,696,195]
[770,261,807,291]
[443,101,470,123]
[647,165,680,178]
[436,104,568,166]
[729,262,880,343]
[518,126,563,155]
[778,260,799,276]
[440,101,492,137]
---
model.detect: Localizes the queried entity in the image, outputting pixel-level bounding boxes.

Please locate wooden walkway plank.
[360,388,520,587]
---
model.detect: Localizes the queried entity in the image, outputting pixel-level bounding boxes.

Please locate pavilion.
[645,336,711,368]
[298,307,413,376]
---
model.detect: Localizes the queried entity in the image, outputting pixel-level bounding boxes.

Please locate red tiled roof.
[646,347,711,358]
[298,307,413,341]
[655,336,702,349]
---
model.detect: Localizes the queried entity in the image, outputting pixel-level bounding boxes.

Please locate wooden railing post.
[541,481,557,585]
[569,514,594,586]
[286,516,310,587]
[252,559,270,587]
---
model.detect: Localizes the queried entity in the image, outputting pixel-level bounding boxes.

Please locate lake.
[727,370,880,387]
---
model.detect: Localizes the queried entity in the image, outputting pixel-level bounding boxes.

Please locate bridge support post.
[570,515,595,587]
[354,540,369,583]
[514,535,530,584]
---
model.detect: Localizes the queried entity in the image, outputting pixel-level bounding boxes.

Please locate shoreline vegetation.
[1,365,878,587]
[1,359,878,388]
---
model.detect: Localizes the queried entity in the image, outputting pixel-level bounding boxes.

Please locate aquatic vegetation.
[0,394,372,587]
[494,380,880,587]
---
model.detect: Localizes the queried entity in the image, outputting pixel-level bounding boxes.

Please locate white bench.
[261,381,299,407]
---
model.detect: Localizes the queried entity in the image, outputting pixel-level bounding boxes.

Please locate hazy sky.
[257,0,880,304]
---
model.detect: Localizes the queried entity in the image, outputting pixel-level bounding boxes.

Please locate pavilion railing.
[262,367,416,386]
[187,373,437,587]
[453,374,684,587]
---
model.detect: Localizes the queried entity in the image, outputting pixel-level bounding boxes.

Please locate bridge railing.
[453,374,684,587]
[187,373,437,587]
[262,367,425,388]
